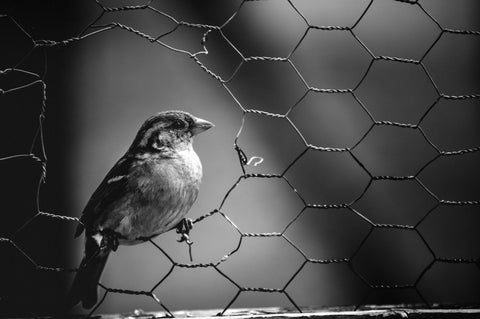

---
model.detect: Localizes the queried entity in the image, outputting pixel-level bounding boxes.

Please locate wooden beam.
[93,307,480,319]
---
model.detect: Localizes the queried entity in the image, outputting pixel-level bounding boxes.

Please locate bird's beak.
[190,117,214,136]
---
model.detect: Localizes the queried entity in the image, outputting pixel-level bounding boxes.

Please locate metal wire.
[0,0,479,316]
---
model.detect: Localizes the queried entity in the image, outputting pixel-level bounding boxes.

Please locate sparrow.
[67,110,213,309]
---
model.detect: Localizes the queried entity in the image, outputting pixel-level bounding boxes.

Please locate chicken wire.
[0,0,479,317]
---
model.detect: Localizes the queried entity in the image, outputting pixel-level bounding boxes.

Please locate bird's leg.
[100,229,120,252]
[175,218,193,244]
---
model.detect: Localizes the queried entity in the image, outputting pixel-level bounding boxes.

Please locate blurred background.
[0,0,479,316]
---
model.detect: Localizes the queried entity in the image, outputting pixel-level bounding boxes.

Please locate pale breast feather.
[101,145,203,240]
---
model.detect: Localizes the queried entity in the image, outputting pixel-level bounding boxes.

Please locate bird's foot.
[100,229,120,252]
[175,218,193,245]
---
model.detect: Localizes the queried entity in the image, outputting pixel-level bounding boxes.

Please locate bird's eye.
[171,119,185,130]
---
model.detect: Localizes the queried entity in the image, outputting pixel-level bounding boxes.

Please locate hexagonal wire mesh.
[1,0,479,317]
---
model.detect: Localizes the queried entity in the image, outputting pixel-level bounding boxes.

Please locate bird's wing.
[74,156,133,237]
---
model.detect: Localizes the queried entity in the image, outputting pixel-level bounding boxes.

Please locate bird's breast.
[116,148,202,241]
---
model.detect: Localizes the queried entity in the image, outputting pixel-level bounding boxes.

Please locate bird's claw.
[177,233,193,245]
[177,218,193,233]
[176,218,193,244]
[100,229,120,252]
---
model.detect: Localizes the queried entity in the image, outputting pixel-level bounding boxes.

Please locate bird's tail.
[66,239,110,309]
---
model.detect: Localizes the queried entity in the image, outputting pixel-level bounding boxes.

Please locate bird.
[66,110,213,309]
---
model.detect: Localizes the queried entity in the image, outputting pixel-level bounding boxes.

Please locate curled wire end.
[246,156,264,166]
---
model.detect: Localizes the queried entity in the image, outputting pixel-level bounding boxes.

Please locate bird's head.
[129,110,214,155]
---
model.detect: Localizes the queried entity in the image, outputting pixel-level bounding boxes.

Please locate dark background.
[0,0,479,316]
